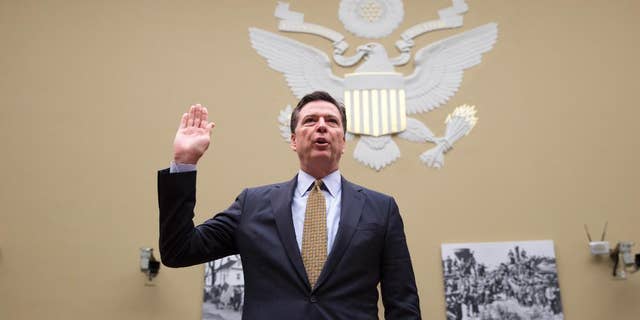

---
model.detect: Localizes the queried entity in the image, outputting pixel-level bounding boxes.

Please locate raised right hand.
[173,104,215,165]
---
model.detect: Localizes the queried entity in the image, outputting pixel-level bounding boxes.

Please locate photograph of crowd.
[441,240,563,320]
[202,255,244,320]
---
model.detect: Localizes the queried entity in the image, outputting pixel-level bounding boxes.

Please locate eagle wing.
[404,23,498,114]
[249,28,344,100]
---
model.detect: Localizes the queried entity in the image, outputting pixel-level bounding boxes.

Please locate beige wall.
[1,0,639,319]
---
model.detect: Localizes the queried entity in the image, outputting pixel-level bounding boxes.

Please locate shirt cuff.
[170,161,197,173]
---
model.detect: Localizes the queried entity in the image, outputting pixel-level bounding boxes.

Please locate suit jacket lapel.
[270,175,309,288]
[315,177,365,290]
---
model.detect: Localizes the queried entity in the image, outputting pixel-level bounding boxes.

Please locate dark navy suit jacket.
[158,169,421,319]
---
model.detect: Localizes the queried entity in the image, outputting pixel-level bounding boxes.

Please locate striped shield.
[343,72,407,136]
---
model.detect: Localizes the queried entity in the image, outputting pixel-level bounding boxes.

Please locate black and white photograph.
[441,240,563,320]
[202,255,244,320]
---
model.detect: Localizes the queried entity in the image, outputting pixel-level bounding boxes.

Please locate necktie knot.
[313,180,323,192]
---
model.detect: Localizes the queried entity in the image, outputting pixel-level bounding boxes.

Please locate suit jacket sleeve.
[157,168,242,267]
[381,197,421,319]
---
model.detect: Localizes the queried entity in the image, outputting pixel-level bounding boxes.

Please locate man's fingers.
[188,105,196,127]
[180,113,188,129]
[182,104,211,129]
[207,122,216,131]
[194,104,202,128]
[201,107,210,129]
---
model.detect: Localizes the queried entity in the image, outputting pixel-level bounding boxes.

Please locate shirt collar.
[296,169,341,198]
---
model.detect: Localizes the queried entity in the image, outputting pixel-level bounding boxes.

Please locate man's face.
[290,100,346,174]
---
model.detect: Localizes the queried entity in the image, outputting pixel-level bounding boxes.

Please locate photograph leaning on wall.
[202,255,244,320]
[441,240,563,320]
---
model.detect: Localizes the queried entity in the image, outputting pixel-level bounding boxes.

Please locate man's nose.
[316,117,327,132]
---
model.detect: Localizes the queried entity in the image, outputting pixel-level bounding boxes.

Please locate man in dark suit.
[158,91,421,319]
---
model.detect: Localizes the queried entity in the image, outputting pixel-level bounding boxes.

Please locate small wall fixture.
[610,241,639,279]
[140,247,160,281]
[585,223,640,279]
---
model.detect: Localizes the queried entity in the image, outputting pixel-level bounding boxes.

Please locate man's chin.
[305,153,339,165]
[309,150,331,162]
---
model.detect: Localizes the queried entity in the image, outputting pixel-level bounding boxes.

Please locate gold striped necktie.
[301,179,327,288]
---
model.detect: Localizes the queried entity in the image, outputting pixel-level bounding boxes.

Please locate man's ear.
[290,133,297,151]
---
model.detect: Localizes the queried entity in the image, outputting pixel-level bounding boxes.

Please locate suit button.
[309,296,317,303]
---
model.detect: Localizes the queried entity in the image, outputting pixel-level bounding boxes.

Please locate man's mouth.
[314,137,329,146]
